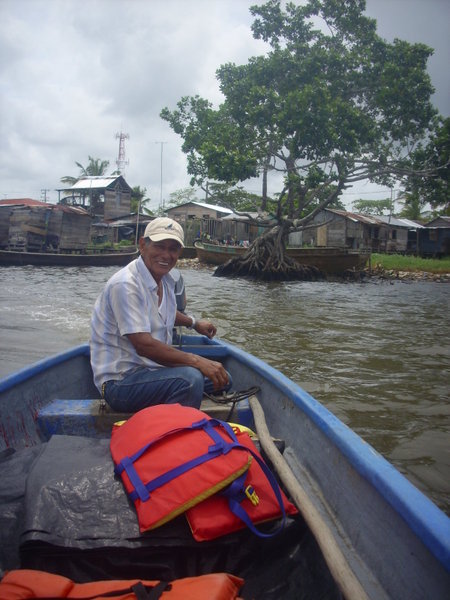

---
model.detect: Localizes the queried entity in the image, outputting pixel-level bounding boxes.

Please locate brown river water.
[0,263,449,513]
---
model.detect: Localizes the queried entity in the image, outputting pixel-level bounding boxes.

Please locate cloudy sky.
[1,0,449,212]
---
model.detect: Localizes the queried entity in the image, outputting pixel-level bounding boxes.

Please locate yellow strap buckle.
[245,485,259,506]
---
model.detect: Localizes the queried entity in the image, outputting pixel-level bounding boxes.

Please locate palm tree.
[131,186,153,215]
[60,156,110,185]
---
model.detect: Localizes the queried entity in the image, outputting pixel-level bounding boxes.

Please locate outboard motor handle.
[171,268,187,313]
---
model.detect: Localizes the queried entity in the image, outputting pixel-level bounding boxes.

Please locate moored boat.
[194,241,369,274]
[0,248,139,267]
[0,337,448,598]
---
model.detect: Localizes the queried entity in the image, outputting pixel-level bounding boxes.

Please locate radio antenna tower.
[115,131,130,174]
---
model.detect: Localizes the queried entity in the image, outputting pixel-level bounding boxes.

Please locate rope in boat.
[203,386,261,421]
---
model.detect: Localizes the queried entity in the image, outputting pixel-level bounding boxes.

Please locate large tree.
[161,0,446,279]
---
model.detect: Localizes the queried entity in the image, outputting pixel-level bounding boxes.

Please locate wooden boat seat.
[37,397,244,441]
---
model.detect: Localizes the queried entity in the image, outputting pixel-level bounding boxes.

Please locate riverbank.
[367,253,450,283]
[367,267,450,283]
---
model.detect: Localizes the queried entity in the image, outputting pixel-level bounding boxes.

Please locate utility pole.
[41,189,50,203]
[155,141,167,210]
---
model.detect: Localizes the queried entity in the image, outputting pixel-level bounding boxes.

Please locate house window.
[391,229,397,240]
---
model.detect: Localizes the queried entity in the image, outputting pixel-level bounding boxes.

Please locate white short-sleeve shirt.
[90,256,177,391]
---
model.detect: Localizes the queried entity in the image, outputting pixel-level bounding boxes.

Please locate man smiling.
[90,217,230,412]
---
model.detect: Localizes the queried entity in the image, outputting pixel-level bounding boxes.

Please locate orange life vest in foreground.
[0,569,244,600]
[110,404,252,532]
[187,430,298,541]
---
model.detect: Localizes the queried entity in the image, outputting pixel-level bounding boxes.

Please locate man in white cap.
[90,217,230,412]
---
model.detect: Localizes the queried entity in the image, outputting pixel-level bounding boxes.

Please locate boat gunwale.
[194,240,369,256]
[0,249,139,267]
[0,344,90,394]
[207,338,450,570]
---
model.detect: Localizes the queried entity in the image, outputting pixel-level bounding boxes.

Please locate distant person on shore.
[90,217,230,412]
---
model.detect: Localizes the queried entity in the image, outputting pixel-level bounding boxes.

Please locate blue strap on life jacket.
[218,442,287,538]
[114,418,241,503]
[115,417,287,538]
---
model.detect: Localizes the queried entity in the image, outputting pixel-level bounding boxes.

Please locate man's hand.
[195,319,217,339]
[195,356,229,390]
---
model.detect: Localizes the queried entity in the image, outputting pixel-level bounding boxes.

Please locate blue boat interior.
[1,338,449,599]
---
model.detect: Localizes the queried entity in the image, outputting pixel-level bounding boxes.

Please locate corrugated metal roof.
[168,201,233,214]
[0,198,51,206]
[55,205,90,216]
[427,216,450,226]
[222,211,258,221]
[221,211,276,223]
[69,176,120,190]
[326,209,423,228]
[376,215,424,228]
[326,208,382,225]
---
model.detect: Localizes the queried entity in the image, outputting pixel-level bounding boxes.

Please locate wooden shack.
[298,208,424,253]
[7,205,91,252]
[300,208,387,250]
[165,201,234,245]
[417,218,450,257]
[166,201,233,221]
[0,205,13,248]
[8,206,53,251]
[49,206,92,251]
[57,176,132,220]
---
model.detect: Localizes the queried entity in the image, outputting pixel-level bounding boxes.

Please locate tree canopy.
[351,198,393,216]
[60,156,111,186]
[167,187,200,207]
[402,117,450,216]
[161,0,448,278]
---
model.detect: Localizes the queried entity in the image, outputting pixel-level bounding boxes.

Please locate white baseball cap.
[143,217,184,247]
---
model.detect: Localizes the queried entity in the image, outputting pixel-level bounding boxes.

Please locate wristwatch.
[187,315,196,329]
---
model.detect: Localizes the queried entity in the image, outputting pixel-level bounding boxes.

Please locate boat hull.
[0,338,448,599]
[194,242,369,274]
[0,249,139,267]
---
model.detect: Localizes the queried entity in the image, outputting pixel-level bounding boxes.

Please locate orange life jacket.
[0,569,244,600]
[186,430,298,541]
[110,404,252,532]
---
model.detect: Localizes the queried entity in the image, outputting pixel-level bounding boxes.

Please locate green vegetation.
[370,253,450,274]
[85,240,135,253]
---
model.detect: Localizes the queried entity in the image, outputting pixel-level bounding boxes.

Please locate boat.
[0,337,448,599]
[0,248,139,267]
[194,241,369,274]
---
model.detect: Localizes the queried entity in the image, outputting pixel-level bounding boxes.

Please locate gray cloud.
[0,0,448,209]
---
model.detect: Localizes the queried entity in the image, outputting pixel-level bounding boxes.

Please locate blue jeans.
[103,365,232,413]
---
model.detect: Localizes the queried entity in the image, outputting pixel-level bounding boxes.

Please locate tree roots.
[213,233,324,281]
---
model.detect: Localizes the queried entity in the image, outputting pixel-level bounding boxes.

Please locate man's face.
[139,238,182,281]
